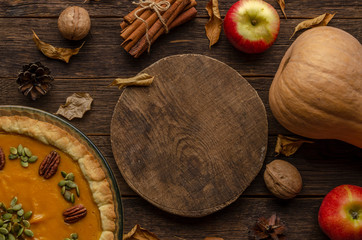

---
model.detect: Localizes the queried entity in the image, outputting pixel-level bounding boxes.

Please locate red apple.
[318,185,362,240]
[223,0,280,54]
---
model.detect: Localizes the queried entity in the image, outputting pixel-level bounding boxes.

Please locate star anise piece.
[250,213,286,240]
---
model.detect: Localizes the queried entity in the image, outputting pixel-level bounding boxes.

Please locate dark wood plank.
[111,54,268,217]
[91,134,362,196]
[121,196,329,239]
[0,18,360,78]
[1,0,361,18]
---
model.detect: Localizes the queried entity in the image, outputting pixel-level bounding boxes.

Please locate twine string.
[132,0,171,52]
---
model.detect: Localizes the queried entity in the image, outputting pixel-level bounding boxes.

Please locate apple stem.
[350,209,359,220]
[251,19,257,26]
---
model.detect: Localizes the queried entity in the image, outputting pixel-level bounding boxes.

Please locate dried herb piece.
[290,13,336,39]
[123,225,160,240]
[275,134,314,157]
[205,0,222,48]
[109,73,154,90]
[32,30,85,63]
[56,93,93,120]
[250,213,286,240]
[276,0,286,19]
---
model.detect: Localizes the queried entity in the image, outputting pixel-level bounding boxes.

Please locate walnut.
[58,6,91,41]
[263,160,302,199]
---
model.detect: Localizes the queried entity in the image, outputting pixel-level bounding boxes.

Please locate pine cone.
[17,62,54,100]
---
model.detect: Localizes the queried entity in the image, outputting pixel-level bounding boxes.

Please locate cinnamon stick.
[121,0,177,51]
[169,7,197,29]
[129,0,191,57]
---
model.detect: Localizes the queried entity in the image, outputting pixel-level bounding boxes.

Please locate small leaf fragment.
[290,13,336,39]
[276,0,287,19]
[123,224,160,240]
[109,73,154,90]
[275,134,314,157]
[205,0,222,48]
[32,30,85,63]
[56,93,93,121]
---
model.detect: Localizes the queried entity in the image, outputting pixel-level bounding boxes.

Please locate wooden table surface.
[0,0,361,239]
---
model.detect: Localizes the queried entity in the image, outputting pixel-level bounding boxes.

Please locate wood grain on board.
[111,55,268,217]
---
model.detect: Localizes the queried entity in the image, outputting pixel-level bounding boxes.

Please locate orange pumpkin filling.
[0,134,102,240]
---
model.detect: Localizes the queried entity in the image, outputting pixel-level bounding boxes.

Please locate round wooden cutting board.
[111,54,268,217]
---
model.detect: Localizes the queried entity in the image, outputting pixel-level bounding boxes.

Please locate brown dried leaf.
[32,30,85,63]
[290,13,336,39]
[276,0,287,19]
[109,73,154,90]
[56,93,93,120]
[275,134,314,157]
[123,225,160,240]
[205,0,222,48]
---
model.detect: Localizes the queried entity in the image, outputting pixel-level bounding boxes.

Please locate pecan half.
[63,204,87,224]
[0,147,5,170]
[39,150,60,179]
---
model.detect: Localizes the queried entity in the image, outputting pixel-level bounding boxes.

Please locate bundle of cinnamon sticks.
[120,0,197,58]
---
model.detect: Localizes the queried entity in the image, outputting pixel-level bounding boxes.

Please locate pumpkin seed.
[0,234,4,240]
[24,229,34,237]
[58,180,66,187]
[16,226,23,237]
[66,181,77,189]
[12,218,19,223]
[64,238,71,240]
[20,156,28,162]
[70,193,75,203]
[61,186,66,195]
[17,145,24,156]
[10,197,17,207]
[9,147,17,155]
[0,228,8,234]
[8,233,15,240]
[28,156,38,163]
[11,222,19,233]
[17,209,24,217]
[2,213,12,220]
[64,191,71,202]
[65,173,74,181]
[24,148,32,157]
[0,219,3,227]
[76,186,80,197]
[20,161,28,168]
[12,204,22,211]
[71,233,78,239]
[61,171,67,178]
[22,220,30,228]
[23,211,32,220]
[8,154,18,160]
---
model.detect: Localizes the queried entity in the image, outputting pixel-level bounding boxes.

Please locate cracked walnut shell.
[264,160,302,199]
[58,6,91,41]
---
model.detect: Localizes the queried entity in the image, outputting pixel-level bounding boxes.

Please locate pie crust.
[0,115,116,240]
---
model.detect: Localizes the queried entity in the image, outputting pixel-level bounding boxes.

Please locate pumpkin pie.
[0,115,118,240]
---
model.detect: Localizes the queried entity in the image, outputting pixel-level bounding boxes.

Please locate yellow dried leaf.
[32,30,85,63]
[276,0,287,19]
[205,0,222,48]
[290,13,336,39]
[275,134,314,157]
[56,93,93,120]
[123,225,160,240]
[109,73,154,90]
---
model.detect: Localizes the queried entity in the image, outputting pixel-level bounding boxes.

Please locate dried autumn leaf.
[123,225,160,240]
[32,30,85,63]
[290,13,336,39]
[275,134,314,157]
[276,0,287,19]
[56,93,93,121]
[205,0,222,48]
[109,73,154,90]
